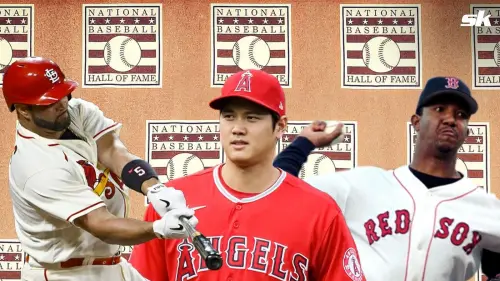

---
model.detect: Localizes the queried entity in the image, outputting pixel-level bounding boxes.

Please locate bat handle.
[179,216,223,270]
[179,216,197,237]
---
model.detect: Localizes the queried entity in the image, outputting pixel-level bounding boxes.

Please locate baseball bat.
[179,216,223,270]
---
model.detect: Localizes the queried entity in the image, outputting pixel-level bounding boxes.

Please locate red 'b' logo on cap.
[234,70,252,92]
[444,77,459,89]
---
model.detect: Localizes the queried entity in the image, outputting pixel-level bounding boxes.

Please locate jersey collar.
[394,165,477,195]
[212,164,286,204]
[16,121,60,146]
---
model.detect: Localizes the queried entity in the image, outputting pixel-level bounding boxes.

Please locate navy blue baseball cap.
[416,77,478,115]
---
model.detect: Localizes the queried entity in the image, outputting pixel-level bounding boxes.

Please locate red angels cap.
[209,69,286,117]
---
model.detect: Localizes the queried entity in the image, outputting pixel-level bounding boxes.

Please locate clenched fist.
[299,120,344,148]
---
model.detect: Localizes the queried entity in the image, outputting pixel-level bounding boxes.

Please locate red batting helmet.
[2,57,78,112]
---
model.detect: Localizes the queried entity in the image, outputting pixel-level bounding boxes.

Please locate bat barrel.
[206,253,223,270]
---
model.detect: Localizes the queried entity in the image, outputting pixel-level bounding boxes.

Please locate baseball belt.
[26,252,122,269]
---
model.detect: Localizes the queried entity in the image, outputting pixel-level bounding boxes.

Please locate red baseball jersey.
[129,164,365,281]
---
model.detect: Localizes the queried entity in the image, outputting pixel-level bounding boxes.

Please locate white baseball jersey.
[9,98,128,266]
[305,165,500,281]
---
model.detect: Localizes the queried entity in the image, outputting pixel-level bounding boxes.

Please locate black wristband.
[121,159,158,194]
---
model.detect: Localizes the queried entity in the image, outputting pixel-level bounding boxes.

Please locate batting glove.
[152,208,199,239]
[147,183,187,217]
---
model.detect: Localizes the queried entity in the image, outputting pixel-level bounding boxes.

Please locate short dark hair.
[219,109,281,130]
[416,107,423,116]
[270,111,280,130]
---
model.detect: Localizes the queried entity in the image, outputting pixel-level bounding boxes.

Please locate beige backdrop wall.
[0,0,498,279]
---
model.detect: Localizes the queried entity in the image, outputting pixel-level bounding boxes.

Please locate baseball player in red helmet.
[3,57,198,280]
[129,69,366,281]
[273,76,500,281]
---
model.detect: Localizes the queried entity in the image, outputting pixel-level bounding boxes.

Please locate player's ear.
[15,104,32,121]
[276,115,287,139]
[410,114,420,132]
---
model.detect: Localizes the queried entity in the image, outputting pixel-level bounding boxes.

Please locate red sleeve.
[313,213,366,281]
[128,205,169,281]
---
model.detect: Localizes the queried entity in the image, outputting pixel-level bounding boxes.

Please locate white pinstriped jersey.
[305,165,500,281]
[9,98,128,265]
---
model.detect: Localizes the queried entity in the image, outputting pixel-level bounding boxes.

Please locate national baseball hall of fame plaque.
[0,4,34,87]
[211,4,292,88]
[470,5,500,90]
[82,4,162,88]
[340,4,422,89]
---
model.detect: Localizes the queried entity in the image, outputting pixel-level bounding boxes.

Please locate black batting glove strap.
[121,159,158,194]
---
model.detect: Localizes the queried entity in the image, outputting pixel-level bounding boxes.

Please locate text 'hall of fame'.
[83,4,162,88]
[341,5,422,89]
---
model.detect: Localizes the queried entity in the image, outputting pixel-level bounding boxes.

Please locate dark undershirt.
[59,129,82,140]
[273,136,500,280]
[407,166,460,188]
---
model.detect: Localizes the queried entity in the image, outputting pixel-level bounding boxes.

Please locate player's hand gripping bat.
[179,216,223,270]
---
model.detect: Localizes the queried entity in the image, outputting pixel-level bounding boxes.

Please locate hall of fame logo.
[340,4,422,89]
[407,122,490,191]
[0,4,34,87]
[0,240,23,280]
[470,5,500,89]
[280,121,357,179]
[211,4,292,88]
[82,4,162,88]
[145,121,223,205]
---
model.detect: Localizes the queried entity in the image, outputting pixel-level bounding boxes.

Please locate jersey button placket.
[233,204,242,228]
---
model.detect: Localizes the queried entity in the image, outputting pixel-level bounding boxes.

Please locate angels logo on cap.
[234,70,252,92]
